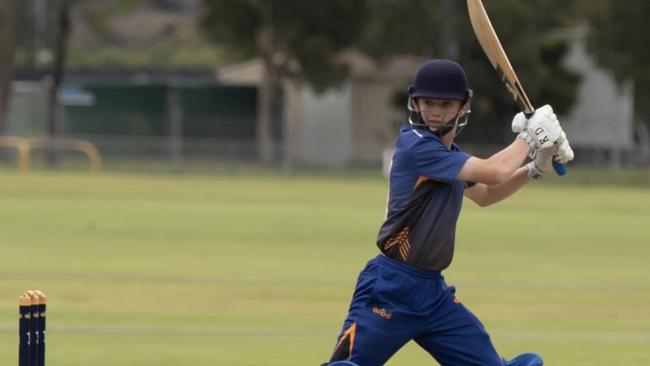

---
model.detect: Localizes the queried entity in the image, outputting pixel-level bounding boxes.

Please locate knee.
[505,353,543,366]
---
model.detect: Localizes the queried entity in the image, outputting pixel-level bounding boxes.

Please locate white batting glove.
[555,131,575,164]
[511,111,527,133]
[517,105,562,151]
[525,144,559,179]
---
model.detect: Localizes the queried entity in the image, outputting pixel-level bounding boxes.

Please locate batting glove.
[524,144,559,179]
[511,111,527,133]
[517,105,562,151]
[555,131,575,164]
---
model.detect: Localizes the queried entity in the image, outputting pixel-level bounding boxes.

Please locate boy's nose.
[429,111,444,120]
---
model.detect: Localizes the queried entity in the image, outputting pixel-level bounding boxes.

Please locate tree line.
[0,0,646,157]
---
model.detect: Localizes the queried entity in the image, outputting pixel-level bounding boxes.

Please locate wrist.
[524,161,543,180]
[517,132,536,158]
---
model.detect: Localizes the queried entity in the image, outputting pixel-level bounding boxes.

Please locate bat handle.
[553,161,567,176]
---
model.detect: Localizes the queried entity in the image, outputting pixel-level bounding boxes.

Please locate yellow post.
[17,141,31,172]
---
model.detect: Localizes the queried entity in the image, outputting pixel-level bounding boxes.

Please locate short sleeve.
[412,137,471,183]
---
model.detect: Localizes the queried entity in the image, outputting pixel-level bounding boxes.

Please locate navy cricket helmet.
[410,59,471,101]
[408,59,473,137]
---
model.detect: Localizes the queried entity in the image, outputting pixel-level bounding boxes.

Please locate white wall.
[7,82,48,137]
[299,83,354,166]
[561,28,634,149]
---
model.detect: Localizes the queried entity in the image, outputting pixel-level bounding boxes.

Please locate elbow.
[474,196,494,208]
[478,199,495,208]
[474,200,488,208]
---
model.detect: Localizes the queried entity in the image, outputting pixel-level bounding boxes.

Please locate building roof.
[216,53,426,86]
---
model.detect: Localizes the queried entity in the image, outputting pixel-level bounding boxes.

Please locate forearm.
[486,137,530,173]
[457,137,532,185]
[480,166,530,206]
[459,103,564,186]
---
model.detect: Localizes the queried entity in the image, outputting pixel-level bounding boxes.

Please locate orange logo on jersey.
[383,227,411,260]
[372,307,393,320]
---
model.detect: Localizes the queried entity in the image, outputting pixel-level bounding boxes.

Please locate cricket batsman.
[322,59,574,366]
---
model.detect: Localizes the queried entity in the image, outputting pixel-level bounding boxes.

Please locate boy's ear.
[410,98,418,110]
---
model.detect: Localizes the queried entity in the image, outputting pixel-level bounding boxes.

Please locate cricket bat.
[467,0,566,175]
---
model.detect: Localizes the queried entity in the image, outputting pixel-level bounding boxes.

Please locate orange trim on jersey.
[414,175,429,189]
[335,322,357,360]
[347,323,357,359]
[384,226,411,260]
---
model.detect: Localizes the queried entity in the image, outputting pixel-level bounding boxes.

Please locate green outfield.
[0,171,648,366]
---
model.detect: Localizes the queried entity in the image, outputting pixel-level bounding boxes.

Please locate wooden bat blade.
[467,0,534,114]
[467,0,567,176]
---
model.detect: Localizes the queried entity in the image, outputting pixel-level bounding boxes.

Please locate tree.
[359,0,582,145]
[586,0,650,128]
[48,0,72,144]
[200,0,365,164]
[0,0,26,133]
[1,0,148,140]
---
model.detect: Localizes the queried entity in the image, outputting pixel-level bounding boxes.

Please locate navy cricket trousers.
[327,254,504,366]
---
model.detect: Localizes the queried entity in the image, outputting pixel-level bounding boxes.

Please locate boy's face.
[413,98,465,132]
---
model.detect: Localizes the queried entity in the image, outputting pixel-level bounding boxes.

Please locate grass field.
[0,171,648,365]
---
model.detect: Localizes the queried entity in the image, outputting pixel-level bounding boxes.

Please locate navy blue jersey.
[376,124,473,272]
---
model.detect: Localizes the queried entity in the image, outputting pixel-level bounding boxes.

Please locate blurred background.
[0,0,648,177]
[0,1,648,366]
